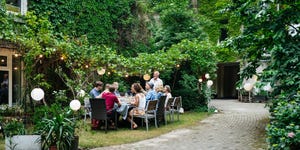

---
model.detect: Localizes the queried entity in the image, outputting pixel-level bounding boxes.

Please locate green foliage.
[150,0,207,50]
[227,0,300,149]
[35,109,76,150]
[33,103,64,124]
[3,118,25,137]
[266,95,300,149]
[0,105,24,116]
[170,40,217,77]
[173,73,201,110]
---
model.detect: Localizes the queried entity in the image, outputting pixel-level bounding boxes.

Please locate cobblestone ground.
[92,100,269,150]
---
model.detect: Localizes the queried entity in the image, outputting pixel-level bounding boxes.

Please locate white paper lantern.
[78,90,85,97]
[207,80,213,87]
[97,68,106,75]
[205,73,210,79]
[243,83,253,91]
[31,88,45,101]
[143,74,151,81]
[70,99,81,111]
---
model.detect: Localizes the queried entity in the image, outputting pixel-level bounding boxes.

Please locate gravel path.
[92,99,269,150]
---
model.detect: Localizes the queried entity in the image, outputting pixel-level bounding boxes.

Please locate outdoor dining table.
[116,96,135,120]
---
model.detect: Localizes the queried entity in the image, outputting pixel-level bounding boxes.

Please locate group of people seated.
[89,71,173,129]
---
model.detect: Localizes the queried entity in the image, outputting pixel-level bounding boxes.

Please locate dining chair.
[132,99,158,132]
[165,97,174,125]
[171,96,181,121]
[84,98,92,122]
[156,96,167,127]
[90,98,117,133]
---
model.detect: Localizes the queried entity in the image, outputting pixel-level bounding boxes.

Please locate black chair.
[89,98,117,133]
[156,96,167,127]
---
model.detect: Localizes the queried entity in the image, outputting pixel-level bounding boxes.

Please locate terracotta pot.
[49,145,57,150]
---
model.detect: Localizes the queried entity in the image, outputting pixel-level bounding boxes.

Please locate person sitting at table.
[127,83,146,129]
[89,81,103,98]
[155,84,164,100]
[118,92,126,102]
[99,83,110,98]
[145,82,157,101]
[113,82,121,97]
[163,85,172,107]
[101,84,121,128]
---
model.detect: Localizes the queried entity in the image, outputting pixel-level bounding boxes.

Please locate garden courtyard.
[0,0,299,150]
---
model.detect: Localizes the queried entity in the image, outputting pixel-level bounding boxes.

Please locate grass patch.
[78,112,209,149]
[0,112,209,149]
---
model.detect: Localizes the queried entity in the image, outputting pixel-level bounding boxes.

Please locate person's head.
[113,82,119,90]
[145,82,154,90]
[164,85,171,93]
[94,81,103,90]
[153,71,160,79]
[104,84,110,90]
[108,84,116,93]
[155,85,164,93]
[120,92,125,97]
[131,83,142,94]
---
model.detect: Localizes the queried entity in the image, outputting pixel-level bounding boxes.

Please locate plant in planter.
[3,118,41,150]
[35,109,76,150]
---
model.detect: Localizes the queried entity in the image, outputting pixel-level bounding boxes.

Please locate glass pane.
[6,0,20,7]
[13,56,21,104]
[0,71,9,105]
[0,56,7,67]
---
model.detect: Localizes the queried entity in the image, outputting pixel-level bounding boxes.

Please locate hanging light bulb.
[14,53,19,57]
[39,54,43,58]
[60,55,65,60]
[198,79,203,83]
[176,64,180,68]
[85,65,89,68]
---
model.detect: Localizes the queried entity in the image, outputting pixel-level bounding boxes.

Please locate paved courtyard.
[93,99,269,150]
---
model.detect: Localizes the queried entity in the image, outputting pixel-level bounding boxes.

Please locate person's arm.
[115,97,121,107]
[145,92,151,101]
[131,95,139,106]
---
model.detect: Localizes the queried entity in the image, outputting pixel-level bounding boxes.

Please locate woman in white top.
[127,83,146,129]
[163,85,172,107]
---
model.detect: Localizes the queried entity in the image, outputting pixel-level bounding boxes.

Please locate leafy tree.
[227,0,300,148]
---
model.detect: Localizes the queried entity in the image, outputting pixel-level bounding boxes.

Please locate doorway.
[0,48,22,106]
[216,62,240,99]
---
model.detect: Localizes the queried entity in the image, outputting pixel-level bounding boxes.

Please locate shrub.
[266,97,300,149]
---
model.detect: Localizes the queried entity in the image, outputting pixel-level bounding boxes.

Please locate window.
[0,56,7,67]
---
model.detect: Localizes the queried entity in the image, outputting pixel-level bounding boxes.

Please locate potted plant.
[35,109,76,150]
[3,118,41,150]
